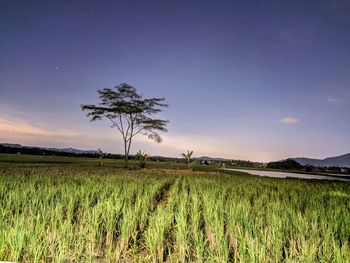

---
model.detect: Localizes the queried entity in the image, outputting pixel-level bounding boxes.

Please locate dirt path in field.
[121,178,178,262]
[151,179,174,211]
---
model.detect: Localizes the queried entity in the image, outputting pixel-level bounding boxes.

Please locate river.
[224,168,350,182]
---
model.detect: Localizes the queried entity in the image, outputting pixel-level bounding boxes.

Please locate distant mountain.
[294,153,350,168]
[1,143,22,148]
[0,143,99,155]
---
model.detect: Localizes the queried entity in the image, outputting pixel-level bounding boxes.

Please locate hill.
[294,153,350,168]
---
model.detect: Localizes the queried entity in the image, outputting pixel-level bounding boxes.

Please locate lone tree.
[97,148,104,167]
[182,150,194,170]
[81,83,168,167]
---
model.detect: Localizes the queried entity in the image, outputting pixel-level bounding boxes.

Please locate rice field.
[1,166,350,262]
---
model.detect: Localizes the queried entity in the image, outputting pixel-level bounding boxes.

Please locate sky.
[0,0,349,162]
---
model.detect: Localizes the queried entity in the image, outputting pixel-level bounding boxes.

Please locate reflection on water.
[225,168,350,182]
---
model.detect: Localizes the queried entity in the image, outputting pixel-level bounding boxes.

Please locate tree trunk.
[124,139,129,168]
[123,122,134,169]
[123,138,133,169]
[127,138,132,165]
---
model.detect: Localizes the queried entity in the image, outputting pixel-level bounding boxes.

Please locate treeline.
[0,145,124,159]
[0,145,206,163]
[229,159,265,168]
[266,159,302,170]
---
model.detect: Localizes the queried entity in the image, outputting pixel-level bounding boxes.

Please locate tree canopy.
[266,159,302,170]
[182,150,194,170]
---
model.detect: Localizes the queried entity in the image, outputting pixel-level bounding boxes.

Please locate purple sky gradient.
[1,0,349,161]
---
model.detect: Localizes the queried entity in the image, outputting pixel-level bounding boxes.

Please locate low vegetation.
[266,158,303,170]
[1,156,350,262]
[181,150,194,170]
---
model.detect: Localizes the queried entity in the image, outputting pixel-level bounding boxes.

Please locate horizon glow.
[0,1,349,162]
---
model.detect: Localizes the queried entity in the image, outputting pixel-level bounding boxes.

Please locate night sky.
[1,0,349,161]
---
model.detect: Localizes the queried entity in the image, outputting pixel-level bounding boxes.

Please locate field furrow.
[1,167,350,262]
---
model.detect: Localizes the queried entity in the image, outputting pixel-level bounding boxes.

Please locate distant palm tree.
[182,150,193,170]
[98,148,104,166]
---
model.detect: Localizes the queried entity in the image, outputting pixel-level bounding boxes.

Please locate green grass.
[1,154,350,262]
[0,153,218,172]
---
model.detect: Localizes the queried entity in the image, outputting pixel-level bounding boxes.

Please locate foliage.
[97,148,104,166]
[266,158,303,170]
[229,159,265,168]
[81,83,168,167]
[182,150,194,170]
[135,150,148,169]
[1,166,350,262]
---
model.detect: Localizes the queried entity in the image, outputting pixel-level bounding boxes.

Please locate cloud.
[280,116,299,124]
[0,118,80,138]
[326,97,339,103]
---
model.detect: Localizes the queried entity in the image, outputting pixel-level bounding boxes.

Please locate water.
[225,168,350,182]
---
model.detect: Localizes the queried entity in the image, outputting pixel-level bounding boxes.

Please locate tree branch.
[104,114,123,135]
